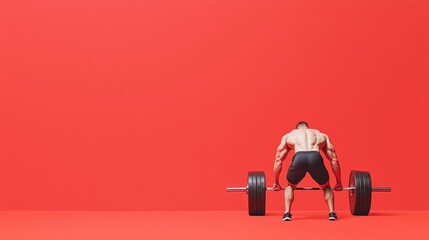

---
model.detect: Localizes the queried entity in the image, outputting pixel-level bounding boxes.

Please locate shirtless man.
[272,121,343,221]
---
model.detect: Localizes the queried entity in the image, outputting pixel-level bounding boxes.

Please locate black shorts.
[287,151,329,185]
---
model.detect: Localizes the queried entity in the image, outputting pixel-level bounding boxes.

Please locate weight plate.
[256,171,266,216]
[349,170,372,215]
[248,172,256,215]
[349,171,356,214]
[362,171,372,215]
[248,171,266,216]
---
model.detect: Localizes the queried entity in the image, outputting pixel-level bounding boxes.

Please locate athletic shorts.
[286,151,329,185]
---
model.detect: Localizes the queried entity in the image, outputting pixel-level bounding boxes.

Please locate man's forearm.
[273,159,283,184]
[330,160,342,184]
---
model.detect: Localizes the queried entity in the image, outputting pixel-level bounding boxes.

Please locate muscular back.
[274,127,341,188]
[286,129,327,152]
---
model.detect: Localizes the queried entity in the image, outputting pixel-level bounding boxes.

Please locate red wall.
[0,0,428,211]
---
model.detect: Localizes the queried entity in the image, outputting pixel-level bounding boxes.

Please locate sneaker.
[282,212,292,221]
[328,212,338,221]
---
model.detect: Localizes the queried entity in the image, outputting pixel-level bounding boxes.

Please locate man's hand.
[333,183,343,191]
[272,183,282,191]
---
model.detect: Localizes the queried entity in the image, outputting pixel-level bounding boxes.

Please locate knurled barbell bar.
[226,170,391,216]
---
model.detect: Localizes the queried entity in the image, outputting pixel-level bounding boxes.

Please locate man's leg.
[320,181,335,213]
[307,152,334,214]
[284,184,296,213]
[284,152,306,220]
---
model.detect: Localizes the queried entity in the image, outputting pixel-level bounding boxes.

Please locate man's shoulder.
[286,129,299,135]
[310,128,322,134]
[312,129,328,137]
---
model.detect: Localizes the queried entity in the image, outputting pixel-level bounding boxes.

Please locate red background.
[0,0,428,211]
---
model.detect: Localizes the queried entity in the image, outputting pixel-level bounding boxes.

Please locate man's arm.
[273,135,290,185]
[321,134,342,189]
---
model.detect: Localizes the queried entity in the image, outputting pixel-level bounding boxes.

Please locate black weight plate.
[349,170,372,215]
[350,171,363,215]
[362,171,372,215]
[348,171,357,214]
[255,172,262,215]
[248,171,266,216]
[356,172,363,215]
[357,172,364,215]
[248,172,257,215]
[256,171,266,216]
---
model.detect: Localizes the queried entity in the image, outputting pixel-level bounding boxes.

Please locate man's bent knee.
[287,182,297,190]
[319,181,331,191]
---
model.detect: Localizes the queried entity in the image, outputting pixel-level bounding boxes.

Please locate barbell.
[226,170,391,216]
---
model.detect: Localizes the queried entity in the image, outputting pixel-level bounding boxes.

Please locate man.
[272,121,343,221]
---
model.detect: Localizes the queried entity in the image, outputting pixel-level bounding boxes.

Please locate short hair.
[296,121,309,129]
